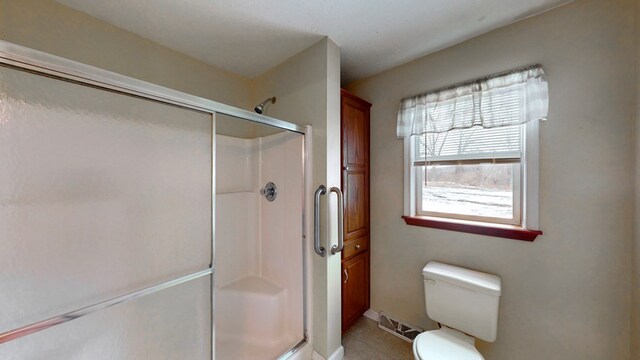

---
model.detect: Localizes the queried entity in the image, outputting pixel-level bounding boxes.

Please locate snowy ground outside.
[422,183,513,219]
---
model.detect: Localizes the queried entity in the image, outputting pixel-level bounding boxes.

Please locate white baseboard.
[312,346,344,360]
[363,309,380,322]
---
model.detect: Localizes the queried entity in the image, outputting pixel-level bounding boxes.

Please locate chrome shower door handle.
[330,187,344,255]
[314,185,327,257]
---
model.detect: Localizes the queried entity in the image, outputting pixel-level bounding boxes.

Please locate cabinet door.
[342,253,370,331]
[341,95,370,242]
[342,96,368,170]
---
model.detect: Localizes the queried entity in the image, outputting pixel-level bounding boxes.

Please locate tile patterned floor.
[343,317,414,360]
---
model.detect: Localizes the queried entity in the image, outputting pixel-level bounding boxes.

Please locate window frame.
[403,120,541,241]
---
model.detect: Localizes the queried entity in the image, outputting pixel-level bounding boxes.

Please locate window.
[397,65,548,241]
[413,125,522,225]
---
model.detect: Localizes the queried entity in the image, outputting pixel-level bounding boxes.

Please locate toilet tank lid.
[423,261,501,296]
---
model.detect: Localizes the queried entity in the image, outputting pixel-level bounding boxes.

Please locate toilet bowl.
[412,261,501,360]
[413,326,483,360]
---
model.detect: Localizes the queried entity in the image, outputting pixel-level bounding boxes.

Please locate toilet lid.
[414,329,484,360]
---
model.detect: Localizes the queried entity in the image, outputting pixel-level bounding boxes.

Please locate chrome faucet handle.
[260,182,277,201]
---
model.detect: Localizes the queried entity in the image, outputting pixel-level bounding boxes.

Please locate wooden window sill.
[401,216,542,242]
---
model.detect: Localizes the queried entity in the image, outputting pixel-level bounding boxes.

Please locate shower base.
[217,335,297,360]
[216,275,300,360]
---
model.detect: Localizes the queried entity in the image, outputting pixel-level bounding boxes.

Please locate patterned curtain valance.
[397,65,549,138]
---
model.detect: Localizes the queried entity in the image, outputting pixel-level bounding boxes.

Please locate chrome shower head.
[254,97,276,114]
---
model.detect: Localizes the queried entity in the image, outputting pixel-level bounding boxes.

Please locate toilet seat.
[413,327,484,360]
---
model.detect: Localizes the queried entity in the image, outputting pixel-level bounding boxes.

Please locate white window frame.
[404,121,539,230]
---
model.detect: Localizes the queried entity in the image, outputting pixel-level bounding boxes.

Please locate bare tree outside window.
[415,124,521,222]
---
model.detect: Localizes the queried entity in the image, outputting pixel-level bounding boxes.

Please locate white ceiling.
[58,0,571,83]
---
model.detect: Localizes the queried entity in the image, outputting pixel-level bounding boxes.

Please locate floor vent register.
[378,312,423,343]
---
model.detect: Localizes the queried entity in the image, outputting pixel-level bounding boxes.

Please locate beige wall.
[252,37,343,359]
[347,0,637,359]
[0,0,252,109]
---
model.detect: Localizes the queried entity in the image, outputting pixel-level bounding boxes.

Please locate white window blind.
[414,123,522,165]
[397,65,548,138]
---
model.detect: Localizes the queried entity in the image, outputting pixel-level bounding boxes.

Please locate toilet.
[413,261,502,360]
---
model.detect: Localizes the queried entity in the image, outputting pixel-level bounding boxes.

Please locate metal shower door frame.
[0,40,309,360]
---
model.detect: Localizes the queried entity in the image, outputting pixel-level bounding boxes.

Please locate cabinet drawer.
[342,236,368,260]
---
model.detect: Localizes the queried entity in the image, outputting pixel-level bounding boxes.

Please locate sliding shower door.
[0,64,213,359]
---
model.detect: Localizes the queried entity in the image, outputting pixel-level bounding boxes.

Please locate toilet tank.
[423,261,501,342]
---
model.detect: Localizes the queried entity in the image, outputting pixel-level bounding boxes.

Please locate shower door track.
[0,40,309,360]
[0,41,306,135]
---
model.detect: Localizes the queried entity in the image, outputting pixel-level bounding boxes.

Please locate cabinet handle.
[355,244,361,250]
[343,269,349,284]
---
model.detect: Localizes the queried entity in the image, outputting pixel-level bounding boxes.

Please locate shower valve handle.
[260,182,277,202]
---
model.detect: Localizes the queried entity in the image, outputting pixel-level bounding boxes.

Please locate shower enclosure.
[0,41,309,360]
[215,116,305,359]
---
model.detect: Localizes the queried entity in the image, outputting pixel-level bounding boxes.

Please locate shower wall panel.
[215,135,259,286]
[0,66,212,357]
[215,192,260,286]
[215,130,305,359]
[215,135,257,193]
[258,132,304,337]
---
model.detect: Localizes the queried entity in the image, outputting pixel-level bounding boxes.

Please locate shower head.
[254,97,276,114]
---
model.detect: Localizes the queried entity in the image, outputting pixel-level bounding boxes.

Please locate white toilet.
[413,261,502,360]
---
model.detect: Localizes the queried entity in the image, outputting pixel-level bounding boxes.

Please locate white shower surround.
[215,132,305,360]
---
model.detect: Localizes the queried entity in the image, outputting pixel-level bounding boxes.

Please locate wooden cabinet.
[342,252,369,328]
[340,89,371,332]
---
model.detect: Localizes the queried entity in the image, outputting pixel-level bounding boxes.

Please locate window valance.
[397,65,549,138]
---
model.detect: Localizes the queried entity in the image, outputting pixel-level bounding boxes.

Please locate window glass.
[418,163,518,220]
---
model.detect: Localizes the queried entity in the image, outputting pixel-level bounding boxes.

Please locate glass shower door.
[0,64,213,359]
